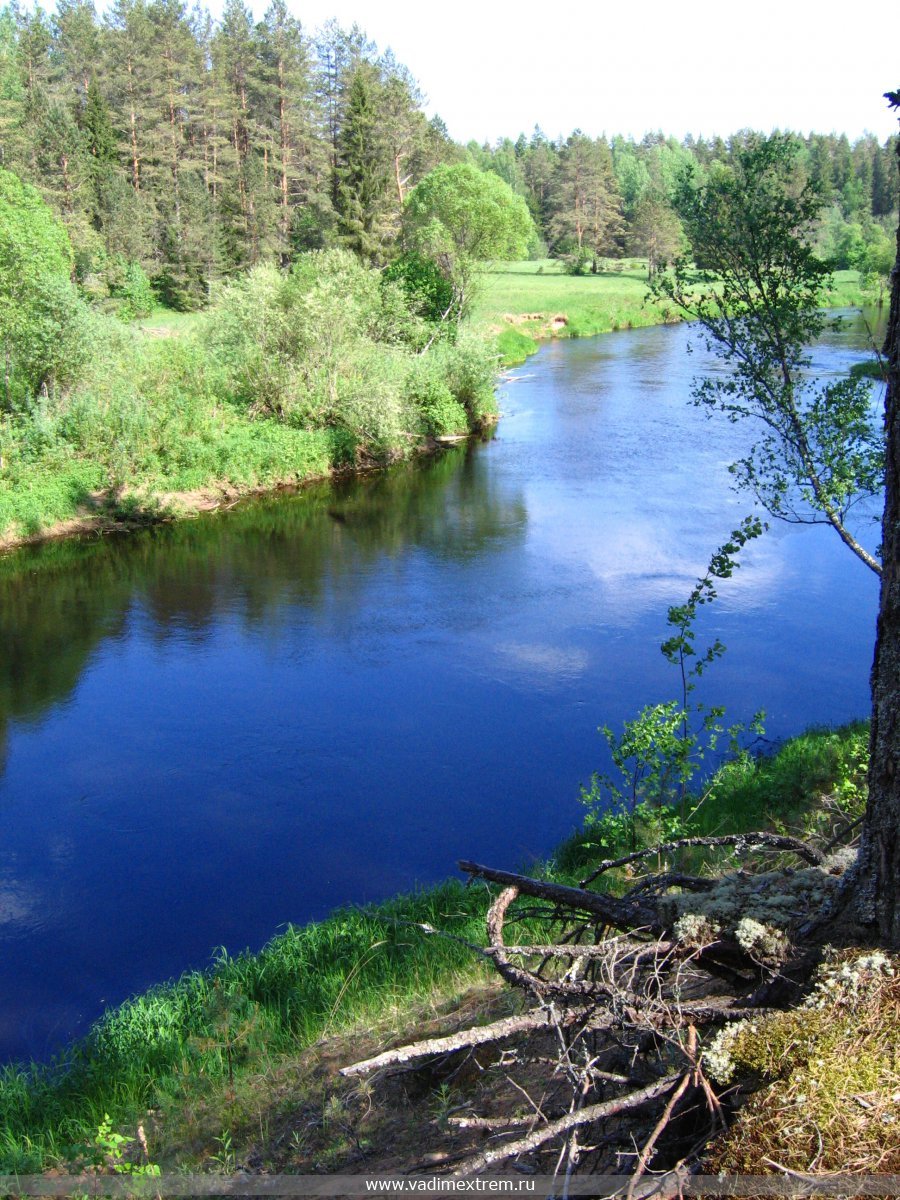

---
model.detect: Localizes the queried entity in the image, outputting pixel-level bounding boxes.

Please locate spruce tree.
[334,62,390,262]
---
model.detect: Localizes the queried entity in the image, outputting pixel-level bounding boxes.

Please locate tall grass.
[0,881,492,1169]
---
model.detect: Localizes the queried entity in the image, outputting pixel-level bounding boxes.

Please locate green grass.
[0,881,495,1170]
[695,721,869,835]
[825,268,876,309]
[135,307,205,337]
[476,261,874,367]
[554,721,868,878]
[474,259,672,364]
[0,721,869,1171]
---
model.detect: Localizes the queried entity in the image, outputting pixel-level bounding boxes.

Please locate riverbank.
[0,260,876,555]
[0,253,499,555]
[0,723,868,1172]
[477,261,878,366]
[0,433,483,554]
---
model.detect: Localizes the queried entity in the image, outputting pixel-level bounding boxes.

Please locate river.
[0,314,883,1062]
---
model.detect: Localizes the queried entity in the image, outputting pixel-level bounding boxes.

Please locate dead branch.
[347,837,829,1179]
[340,1006,585,1077]
[459,861,664,935]
[578,832,825,888]
[626,1070,694,1200]
[624,872,716,898]
[447,1114,532,1131]
[451,1074,681,1176]
[495,941,677,959]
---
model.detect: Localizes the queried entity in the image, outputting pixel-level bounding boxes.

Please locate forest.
[0,0,896,309]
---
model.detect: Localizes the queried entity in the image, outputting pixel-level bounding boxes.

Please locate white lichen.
[661,864,843,952]
[674,912,721,946]
[735,916,789,961]
[703,1021,753,1084]
[804,949,896,1010]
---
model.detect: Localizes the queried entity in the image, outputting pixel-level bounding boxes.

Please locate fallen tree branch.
[578,832,825,888]
[451,1075,681,1176]
[459,861,664,935]
[626,1071,694,1200]
[341,1006,585,1077]
[494,941,677,959]
[448,1114,532,1131]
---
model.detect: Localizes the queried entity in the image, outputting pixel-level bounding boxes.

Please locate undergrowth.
[0,252,498,545]
[554,721,869,878]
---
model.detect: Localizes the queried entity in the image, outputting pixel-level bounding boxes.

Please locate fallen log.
[458,860,664,936]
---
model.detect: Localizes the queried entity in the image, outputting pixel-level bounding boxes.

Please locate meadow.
[473,260,874,365]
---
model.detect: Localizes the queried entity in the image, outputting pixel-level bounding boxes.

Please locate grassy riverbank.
[0,253,498,552]
[476,260,877,366]
[0,250,876,551]
[0,722,868,1172]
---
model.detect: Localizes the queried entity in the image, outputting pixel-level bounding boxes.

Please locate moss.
[707,951,900,1174]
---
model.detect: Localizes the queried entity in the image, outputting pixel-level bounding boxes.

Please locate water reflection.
[0,446,526,753]
[0,313,883,1062]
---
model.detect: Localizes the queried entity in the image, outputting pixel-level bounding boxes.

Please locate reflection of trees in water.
[0,443,526,766]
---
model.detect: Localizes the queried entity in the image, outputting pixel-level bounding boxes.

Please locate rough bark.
[856,118,900,947]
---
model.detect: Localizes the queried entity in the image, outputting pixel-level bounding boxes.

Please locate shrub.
[433,333,499,430]
[108,260,155,320]
[406,357,468,437]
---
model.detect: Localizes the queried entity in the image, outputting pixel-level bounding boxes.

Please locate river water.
[0,314,883,1062]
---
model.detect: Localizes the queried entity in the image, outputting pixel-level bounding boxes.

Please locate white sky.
[241,0,899,144]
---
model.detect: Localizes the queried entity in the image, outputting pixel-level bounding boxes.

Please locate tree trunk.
[855,126,900,947]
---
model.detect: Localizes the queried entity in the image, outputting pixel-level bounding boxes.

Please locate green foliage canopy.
[0,167,89,405]
[655,135,883,575]
[404,163,534,319]
[405,162,534,262]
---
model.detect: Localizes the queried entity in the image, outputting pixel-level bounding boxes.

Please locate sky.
[227,0,899,145]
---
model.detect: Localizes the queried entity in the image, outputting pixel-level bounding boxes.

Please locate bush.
[406,357,468,437]
[332,346,410,461]
[204,252,499,456]
[432,333,499,430]
[0,169,95,404]
[108,260,155,320]
[0,243,503,539]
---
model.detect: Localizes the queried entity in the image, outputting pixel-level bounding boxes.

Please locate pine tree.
[258,0,324,261]
[548,132,622,269]
[314,19,372,211]
[211,0,265,266]
[104,0,152,196]
[52,0,102,101]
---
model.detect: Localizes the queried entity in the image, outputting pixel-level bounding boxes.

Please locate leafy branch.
[581,519,766,849]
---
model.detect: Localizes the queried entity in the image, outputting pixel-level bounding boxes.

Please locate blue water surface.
[0,314,883,1061]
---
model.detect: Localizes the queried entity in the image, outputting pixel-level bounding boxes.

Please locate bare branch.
[340,1006,585,1077]
[452,1075,680,1176]
[578,831,825,888]
[459,861,664,935]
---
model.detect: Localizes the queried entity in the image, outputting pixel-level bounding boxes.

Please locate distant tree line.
[0,0,896,310]
[470,127,898,284]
